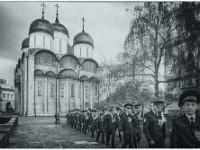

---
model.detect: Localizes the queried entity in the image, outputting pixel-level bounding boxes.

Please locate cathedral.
[14,4,99,116]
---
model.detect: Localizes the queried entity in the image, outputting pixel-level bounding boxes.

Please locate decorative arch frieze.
[60,54,79,70]
[35,50,57,67]
[80,75,89,81]
[45,71,56,78]
[81,59,98,73]
[34,69,45,77]
[58,69,78,79]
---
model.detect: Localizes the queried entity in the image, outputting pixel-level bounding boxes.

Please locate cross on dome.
[81,17,85,32]
[55,4,60,23]
[41,3,46,19]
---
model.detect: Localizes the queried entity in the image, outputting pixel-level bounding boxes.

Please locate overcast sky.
[0,1,139,86]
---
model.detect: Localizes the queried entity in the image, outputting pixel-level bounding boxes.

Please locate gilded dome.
[52,22,69,37]
[73,31,94,48]
[29,18,54,36]
[21,37,29,50]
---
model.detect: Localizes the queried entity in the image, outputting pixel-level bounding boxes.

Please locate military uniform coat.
[143,110,166,147]
[170,114,200,148]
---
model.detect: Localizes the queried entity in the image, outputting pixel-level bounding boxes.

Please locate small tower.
[52,4,69,55]
[73,17,94,58]
[29,3,54,50]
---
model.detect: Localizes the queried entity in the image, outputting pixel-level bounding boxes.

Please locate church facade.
[14,7,99,116]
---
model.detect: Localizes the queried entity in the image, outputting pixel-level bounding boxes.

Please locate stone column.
[90,82,93,109]
[23,57,27,116]
[44,77,48,116]
[27,56,35,116]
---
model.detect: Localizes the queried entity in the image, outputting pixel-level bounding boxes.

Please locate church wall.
[27,56,35,116]
[23,57,27,116]
[47,77,56,116]
[29,32,53,50]
[59,79,68,114]
[73,44,93,58]
[53,32,68,55]
[34,76,45,116]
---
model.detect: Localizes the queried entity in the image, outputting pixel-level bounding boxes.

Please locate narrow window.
[71,84,74,98]
[78,86,81,98]
[7,94,9,99]
[3,93,5,98]
[61,84,64,98]
[34,36,36,46]
[87,47,89,57]
[59,39,62,52]
[43,36,45,47]
[38,82,42,96]
[95,84,98,96]
[51,83,54,97]
[85,86,88,98]
[80,47,81,57]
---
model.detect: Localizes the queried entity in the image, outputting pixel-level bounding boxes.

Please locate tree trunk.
[154,71,159,97]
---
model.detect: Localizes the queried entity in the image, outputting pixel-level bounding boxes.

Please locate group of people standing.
[66,103,142,148]
[66,89,200,148]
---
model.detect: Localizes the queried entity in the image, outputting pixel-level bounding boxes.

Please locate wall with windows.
[53,32,68,55]
[74,44,93,58]
[29,32,53,50]
[0,90,14,112]
[34,77,45,115]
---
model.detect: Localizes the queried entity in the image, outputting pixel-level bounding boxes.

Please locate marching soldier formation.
[66,89,200,148]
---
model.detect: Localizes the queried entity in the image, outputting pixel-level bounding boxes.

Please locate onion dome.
[21,37,29,50]
[52,18,69,37]
[73,31,94,48]
[29,18,54,36]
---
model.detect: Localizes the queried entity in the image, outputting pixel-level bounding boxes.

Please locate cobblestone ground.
[7,117,170,148]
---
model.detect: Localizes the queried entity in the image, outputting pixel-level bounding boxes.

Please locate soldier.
[133,103,142,147]
[115,107,122,142]
[143,100,166,148]
[78,110,83,132]
[96,113,105,143]
[90,109,98,138]
[119,103,138,148]
[104,107,117,148]
[170,90,200,148]
[83,109,90,134]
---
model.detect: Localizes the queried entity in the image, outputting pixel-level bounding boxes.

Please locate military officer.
[115,106,122,142]
[119,103,138,148]
[170,89,200,148]
[133,103,142,147]
[104,107,117,148]
[90,109,98,138]
[143,100,166,148]
[96,112,105,143]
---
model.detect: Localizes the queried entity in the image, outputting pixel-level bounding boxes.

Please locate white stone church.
[14,6,99,116]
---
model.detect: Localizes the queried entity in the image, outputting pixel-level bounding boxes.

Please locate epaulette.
[173,113,184,119]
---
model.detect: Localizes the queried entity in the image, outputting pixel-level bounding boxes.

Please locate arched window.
[71,84,74,98]
[43,36,45,47]
[51,83,54,97]
[61,84,64,98]
[34,36,36,47]
[38,82,42,96]
[80,47,81,56]
[59,39,62,52]
[87,47,89,57]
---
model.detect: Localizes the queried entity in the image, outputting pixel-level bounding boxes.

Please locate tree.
[123,2,176,97]
[171,2,200,88]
